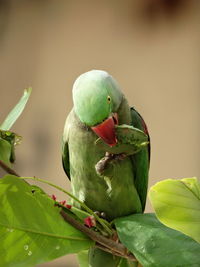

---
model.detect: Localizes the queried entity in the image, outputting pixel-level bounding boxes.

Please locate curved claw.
[95,153,127,176]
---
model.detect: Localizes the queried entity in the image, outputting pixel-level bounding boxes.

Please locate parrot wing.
[62,113,71,180]
[62,140,70,180]
[130,107,150,212]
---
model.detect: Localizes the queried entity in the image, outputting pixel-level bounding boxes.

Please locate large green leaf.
[0,87,32,131]
[115,213,200,267]
[0,175,93,267]
[0,139,11,167]
[149,177,200,243]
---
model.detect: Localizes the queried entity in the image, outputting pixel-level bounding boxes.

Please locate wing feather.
[130,107,150,211]
[62,112,72,180]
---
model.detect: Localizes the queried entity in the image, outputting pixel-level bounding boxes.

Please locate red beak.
[92,114,118,146]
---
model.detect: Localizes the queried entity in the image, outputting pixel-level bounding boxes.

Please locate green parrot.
[62,70,150,266]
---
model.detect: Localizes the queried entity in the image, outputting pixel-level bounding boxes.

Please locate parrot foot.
[95,152,127,176]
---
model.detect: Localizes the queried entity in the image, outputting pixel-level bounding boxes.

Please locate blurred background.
[0,0,199,266]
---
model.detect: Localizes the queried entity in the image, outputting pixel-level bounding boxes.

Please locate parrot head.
[72,70,123,146]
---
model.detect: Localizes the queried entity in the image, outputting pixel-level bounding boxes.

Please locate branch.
[94,243,133,260]
[60,210,136,262]
[20,176,113,236]
[0,159,20,177]
[0,160,137,262]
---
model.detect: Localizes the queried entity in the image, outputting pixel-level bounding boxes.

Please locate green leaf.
[181,177,200,199]
[0,87,32,131]
[115,213,200,267]
[95,124,148,155]
[0,175,93,267]
[71,206,91,221]
[77,250,89,267]
[149,178,200,243]
[0,130,22,163]
[89,247,121,267]
[118,258,138,267]
[115,125,148,146]
[0,139,11,167]
[77,251,138,267]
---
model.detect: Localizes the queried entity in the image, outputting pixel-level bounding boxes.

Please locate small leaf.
[0,130,22,163]
[149,178,200,243]
[0,87,32,130]
[0,175,93,267]
[115,125,148,146]
[115,213,200,267]
[95,125,148,155]
[0,139,11,167]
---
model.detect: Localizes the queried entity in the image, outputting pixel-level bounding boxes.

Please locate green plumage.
[62,70,150,266]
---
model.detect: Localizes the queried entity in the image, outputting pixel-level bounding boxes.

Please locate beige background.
[0,0,199,266]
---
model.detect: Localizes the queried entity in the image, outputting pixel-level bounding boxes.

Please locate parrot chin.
[91,113,118,146]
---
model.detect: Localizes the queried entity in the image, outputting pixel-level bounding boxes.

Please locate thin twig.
[60,210,136,262]
[0,159,20,177]
[95,243,136,261]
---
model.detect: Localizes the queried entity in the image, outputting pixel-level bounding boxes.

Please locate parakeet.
[62,70,150,266]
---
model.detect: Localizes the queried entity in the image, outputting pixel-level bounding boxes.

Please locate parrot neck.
[117,96,132,125]
[73,109,91,131]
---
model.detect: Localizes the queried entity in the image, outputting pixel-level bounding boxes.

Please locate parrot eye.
[107,96,111,103]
